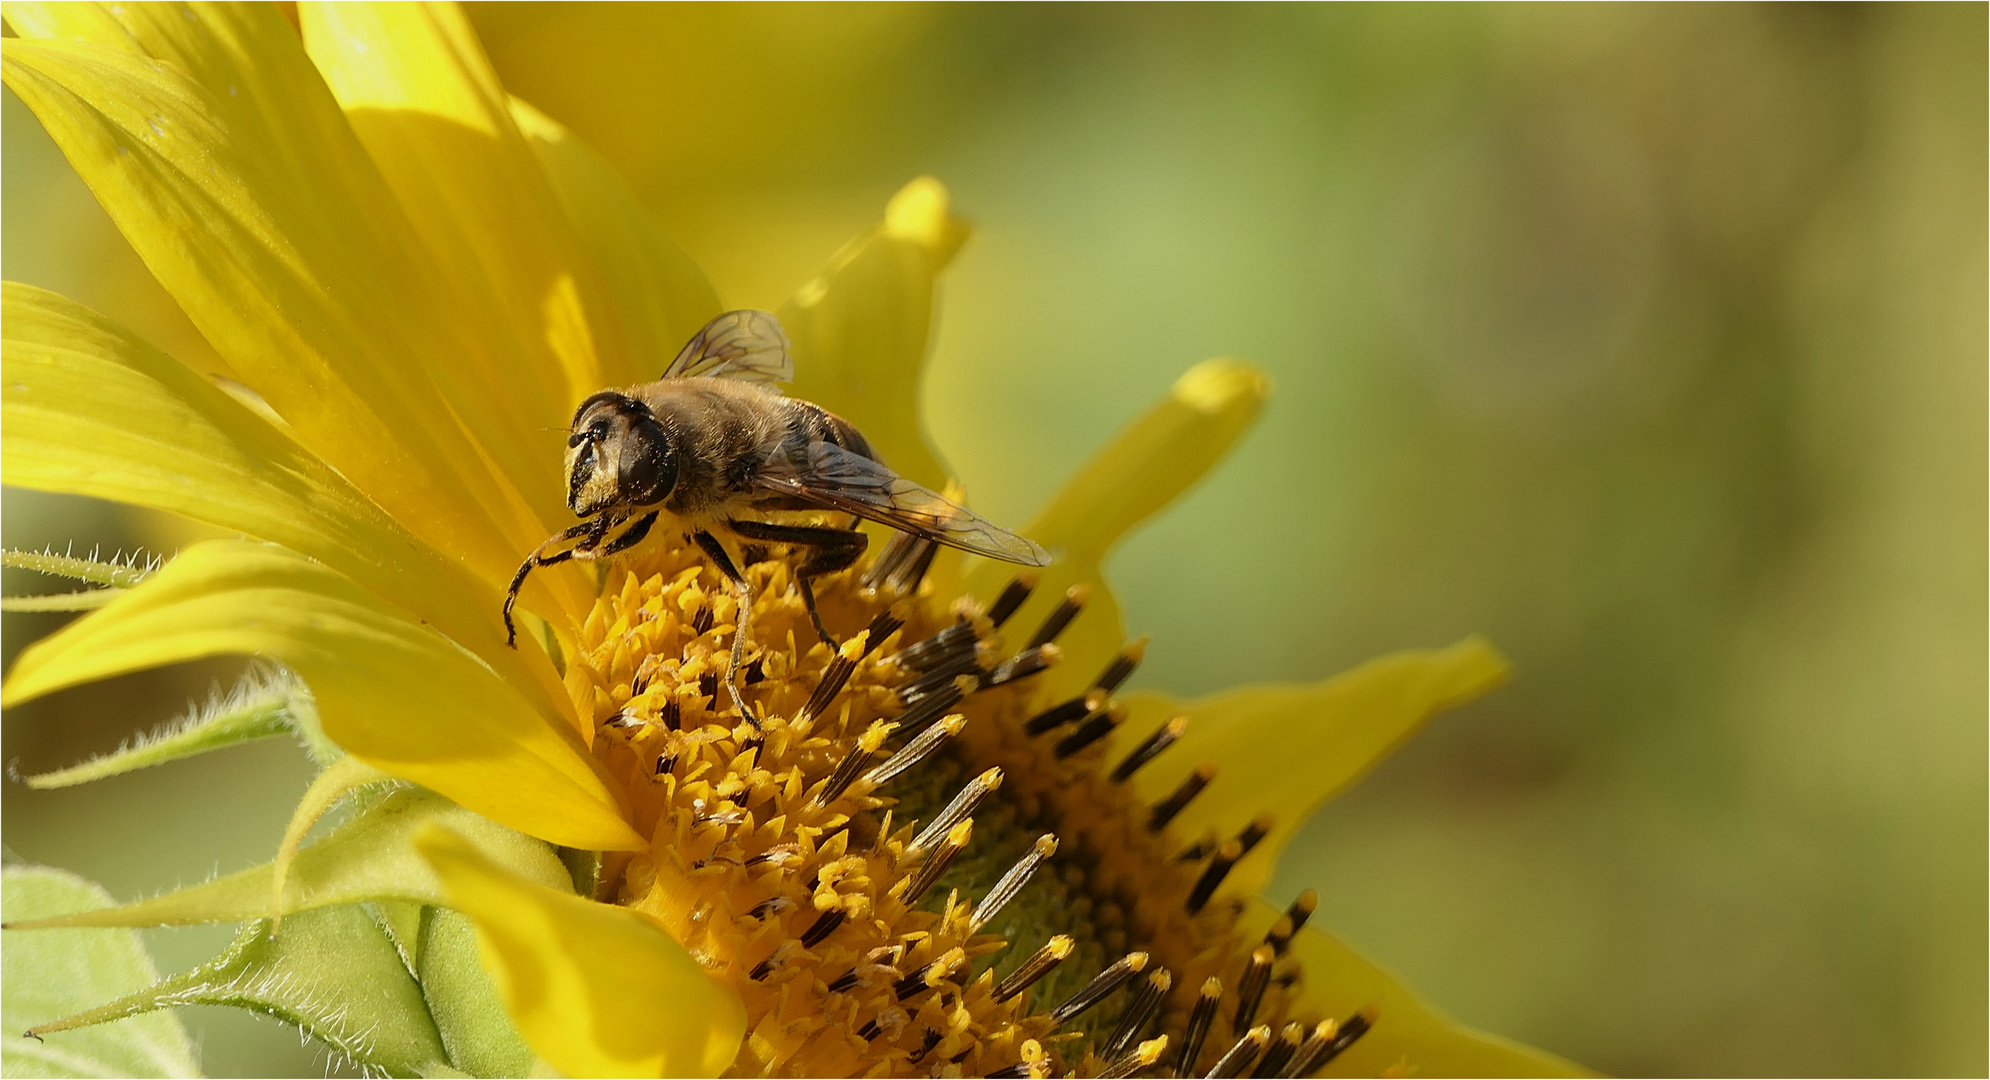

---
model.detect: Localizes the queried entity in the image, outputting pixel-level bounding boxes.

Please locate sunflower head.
[0,4,1586,1078]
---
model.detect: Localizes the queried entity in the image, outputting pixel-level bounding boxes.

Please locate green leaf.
[363,900,427,977]
[28,905,451,1079]
[418,908,533,1078]
[20,665,328,790]
[5,790,571,931]
[0,865,198,1079]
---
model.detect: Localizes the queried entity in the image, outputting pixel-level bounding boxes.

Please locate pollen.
[566,535,1372,1077]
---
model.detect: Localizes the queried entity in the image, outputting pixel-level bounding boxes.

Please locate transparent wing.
[661,310,794,384]
[755,442,1052,567]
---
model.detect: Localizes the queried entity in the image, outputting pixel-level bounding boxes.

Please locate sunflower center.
[564,535,1365,1077]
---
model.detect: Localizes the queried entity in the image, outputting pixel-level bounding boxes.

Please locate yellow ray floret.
[419,824,747,1079]
[1,540,641,853]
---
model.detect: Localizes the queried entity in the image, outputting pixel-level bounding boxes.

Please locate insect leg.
[504,516,612,647]
[574,510,658,562]
[727,519,869,647]
[693,529,759,727]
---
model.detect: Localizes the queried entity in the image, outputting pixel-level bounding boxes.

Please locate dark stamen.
[1308,1008,1374,1072]
[889,537,940,595]
[895,949,963,1001]
[798,633,867,724]
[1094,636,1149,693]
[810,720,895,809]
[861,531,921,592]
[863,714,966,789]
[692,605,714,634]
[862,607,903,656]
[903,1026,942,1067]
[660,699,681,731]
[908,767,1003,859]
[901,819,972,907]
[1050,950,1148,1025]
[1024,689,1107,736]
[1112,715,1188,782]
[1236,814,1273,856]
[984,642,1061,688]
[1149,764,1217,832]
[747,896,792,921]
[891,679,971,737]
[993,934,1075,1004]
[1104,968,1173,1061]
[1102,1036,1171,1079]
[986,573,1038,627]
[1175,831,1219,864]
[655,752,677,777]
[698,670,717,701]
[745,845,798,869]
[971,833,1058,932]
[1251,1022,1305,1078]
[1175,977,1222,1078]
[799,909,846,948]
[899,644,983,702]
[748,941,797,981]
[1026,584,1089,649]
[1186,839,1244,914]
[1207,1025,1271,1079]
[1266,890,1317,957]
[826,970,860,995]
[1280,1019,1337,1079]
[1053,702,1126,759]
[1232,946,1275,1036]
[895,621,979,676]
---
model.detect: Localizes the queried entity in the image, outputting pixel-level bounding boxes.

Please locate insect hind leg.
[726,519,869,648]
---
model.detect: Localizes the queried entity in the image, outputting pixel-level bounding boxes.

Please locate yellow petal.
[1,11,558,596]
[0,540,643,853]
[299,1,623,517]
[779,176,969,489]
[1234,900,1592,1078]
[0,282,565,714]
[968,359,1268,700]
[418,825,746,1078]
[1119,637,1509,901]
[510,96,723,385]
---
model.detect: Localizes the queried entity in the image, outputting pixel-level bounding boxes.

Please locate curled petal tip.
[1174,358,1270,415]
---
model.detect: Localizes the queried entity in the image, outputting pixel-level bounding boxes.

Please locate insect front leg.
[573,511,658,562]
[727,519,869,648]
[693,529,759,728]
[504,514,616,647]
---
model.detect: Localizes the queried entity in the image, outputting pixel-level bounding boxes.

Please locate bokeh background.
[4,3,1983,1076]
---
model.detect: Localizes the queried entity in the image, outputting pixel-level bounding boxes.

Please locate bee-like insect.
[504,310,1052,715]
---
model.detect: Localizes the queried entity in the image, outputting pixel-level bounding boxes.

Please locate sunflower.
[2,4,1585,1078]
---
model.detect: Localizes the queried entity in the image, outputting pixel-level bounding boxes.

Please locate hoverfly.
[504,310,1052,716]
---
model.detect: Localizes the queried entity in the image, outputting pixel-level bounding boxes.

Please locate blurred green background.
[4,3,1983,1076]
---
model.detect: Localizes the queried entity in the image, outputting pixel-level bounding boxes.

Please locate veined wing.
[661,309,793,384]
[756,442,1052,567]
